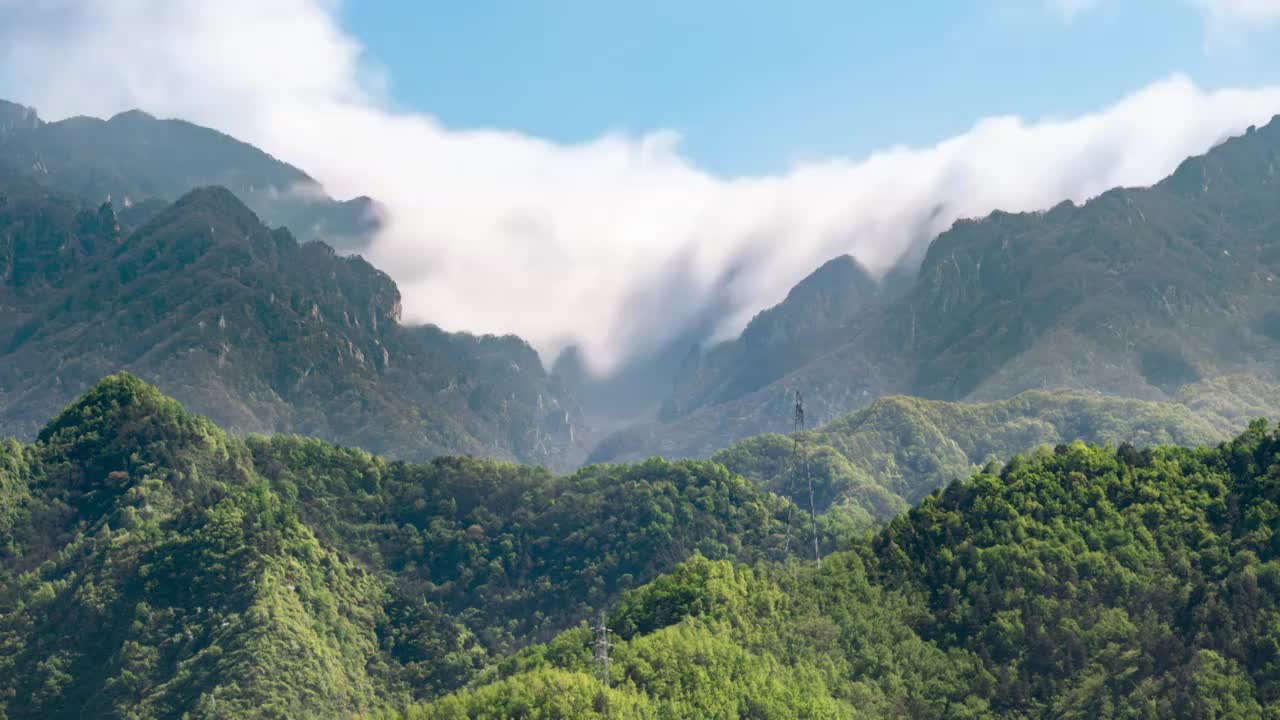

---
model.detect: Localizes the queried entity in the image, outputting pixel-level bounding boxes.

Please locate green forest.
[416,420,1280,718]
[0,375,794,716]
[710,390,1225,543]
[4,374,1280,717]
[3,68,1280,720]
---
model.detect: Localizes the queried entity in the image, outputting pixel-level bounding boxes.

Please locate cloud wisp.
[1046,0,1104,21]
[1193,0,1280,23]
[2,1,1280,375]
[1051,0,1280,27]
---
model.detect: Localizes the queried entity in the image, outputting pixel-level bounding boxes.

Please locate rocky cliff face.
[592,115,1280,464]
[0,179,586,470]
[0,100,41,137]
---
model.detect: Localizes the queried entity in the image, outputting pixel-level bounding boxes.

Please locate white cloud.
[1192,0,1280,44]
[1052,0,1280,25]
[1047,0,1103,20]
[1193,0,1280,22]
[2,1,1279,375]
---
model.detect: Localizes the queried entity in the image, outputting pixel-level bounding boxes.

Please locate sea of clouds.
[2,0,1280,375]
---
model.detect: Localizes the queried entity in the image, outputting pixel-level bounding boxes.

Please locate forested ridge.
[418,420,1280,718]
[0,374,795,716]
[697,390,1223,540]
[5,375,1280,717]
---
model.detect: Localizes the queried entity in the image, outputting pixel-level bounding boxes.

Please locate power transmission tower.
[592,611,614,688]
[794,390,821,567]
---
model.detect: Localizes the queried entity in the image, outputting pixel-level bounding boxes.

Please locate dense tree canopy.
[0,375,795,716]
[8,376,1280,717]
[416,422,1280,718]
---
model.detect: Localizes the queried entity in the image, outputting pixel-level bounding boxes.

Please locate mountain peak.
[107,108,158,124]
[39,372,168,434]
[173,184,252,209]
[0,103,380,252]
[1160,114,1280,197]
[32,372,244,510]
[782,254,877,305]
[37,372,187,450]
[160,185,265,230]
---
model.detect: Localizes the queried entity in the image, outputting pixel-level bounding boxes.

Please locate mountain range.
[7,93,1280,717]
[591,115,1280,464]
[0,158,586,471]
[7,97,1280,477]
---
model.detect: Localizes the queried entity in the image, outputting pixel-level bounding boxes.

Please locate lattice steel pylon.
[592,611,614,688]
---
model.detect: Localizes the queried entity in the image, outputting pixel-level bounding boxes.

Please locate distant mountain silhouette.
[0,99,379,251]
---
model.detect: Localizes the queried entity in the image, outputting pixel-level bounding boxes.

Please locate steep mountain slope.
[0,178,585,469]
[0,376,798,716]
[597,115,1280,462]
[660,254,886,421]
[900,119,1280,401]
[416,422,1280,718]
[0,99,378,251]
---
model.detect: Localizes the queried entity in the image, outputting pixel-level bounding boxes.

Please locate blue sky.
[343,0,1280,175]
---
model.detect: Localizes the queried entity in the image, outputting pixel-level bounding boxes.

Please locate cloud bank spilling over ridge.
[2,1,1280,375]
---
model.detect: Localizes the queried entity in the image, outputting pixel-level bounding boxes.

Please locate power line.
[782,417,799,558]
[795,390,821,567]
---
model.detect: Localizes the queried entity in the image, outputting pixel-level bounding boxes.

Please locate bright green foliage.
[864,423,1280,715]
[420,419,1280,718]
[13,376,1280,717]
[0,375,794,716]
[248,433,794,672]
[406,668,658,719]
[0,374,385,717]
[416,554,989,719]
[708,391,1223,538]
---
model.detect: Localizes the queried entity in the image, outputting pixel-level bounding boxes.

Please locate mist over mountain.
[11,1,1280,717]
[0,172,586,470]
[4,1,1280,375]
[8,90,1280,474]
[0,100,379,252]
[593,115,1280,463]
